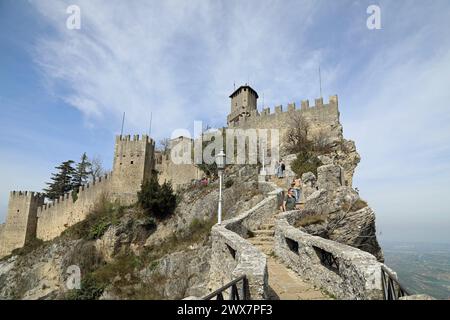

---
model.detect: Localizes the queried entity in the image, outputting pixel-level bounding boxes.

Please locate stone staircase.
[269,176,290,190]
[248,214,330,300]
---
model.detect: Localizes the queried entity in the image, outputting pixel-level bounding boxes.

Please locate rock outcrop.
[299,164,384,262]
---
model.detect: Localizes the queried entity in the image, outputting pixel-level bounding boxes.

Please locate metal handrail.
[381,266,409,300]
[202,275,249,300]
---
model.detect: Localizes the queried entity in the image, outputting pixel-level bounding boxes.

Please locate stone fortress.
[227,84,340,141]
[0,135,155,257]
[0,84,345,259]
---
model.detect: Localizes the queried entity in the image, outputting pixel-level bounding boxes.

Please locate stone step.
[259,224,275,230]
[257,245,273,252]
[249,236,273,243]
[253,229,275,236]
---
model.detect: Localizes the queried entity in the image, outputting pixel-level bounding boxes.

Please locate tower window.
[130,161,134,164]
[17,209,20,213]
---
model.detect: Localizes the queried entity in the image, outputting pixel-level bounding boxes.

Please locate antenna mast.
[319,66,323,98]
[120,112,125,137]
[148,111,153,136]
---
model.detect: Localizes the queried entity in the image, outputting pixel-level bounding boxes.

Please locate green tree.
[137,175,177,220]
[291,151,322,178]
[43,160,77,200]
[73,153,92,190]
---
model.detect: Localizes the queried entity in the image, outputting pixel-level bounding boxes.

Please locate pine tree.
[73,153,92,190]
[137,175,177,219]
[43,160,77,200]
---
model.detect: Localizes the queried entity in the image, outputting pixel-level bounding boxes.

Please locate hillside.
[0,166,263,300]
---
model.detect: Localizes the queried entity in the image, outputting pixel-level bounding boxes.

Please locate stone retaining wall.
[208,182,282,300]
[274,210,394,300]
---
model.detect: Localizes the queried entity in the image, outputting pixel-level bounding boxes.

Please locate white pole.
[262,143,265,172]
[218,170,223,225]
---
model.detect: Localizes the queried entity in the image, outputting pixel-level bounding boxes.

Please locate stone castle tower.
[0,134,155,257]
[0,192,44,257]
[227,85,259,126]
[111,134,155,202]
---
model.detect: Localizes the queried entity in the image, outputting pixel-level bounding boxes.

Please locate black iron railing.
[381,266,409,300]
[202,275,249,300]
[313,246,340,273]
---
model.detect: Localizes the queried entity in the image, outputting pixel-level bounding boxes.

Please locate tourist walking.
[293,178,302,203]
[277,160,284,179]
[283,188,297,211]
[280,159,285,178]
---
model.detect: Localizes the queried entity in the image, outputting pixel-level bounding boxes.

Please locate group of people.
[275,159,286,178]
[191,177,210,187]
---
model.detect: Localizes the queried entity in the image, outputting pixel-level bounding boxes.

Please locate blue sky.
[0,0,449,243]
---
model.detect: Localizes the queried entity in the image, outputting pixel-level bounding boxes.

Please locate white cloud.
[29,0,326,140]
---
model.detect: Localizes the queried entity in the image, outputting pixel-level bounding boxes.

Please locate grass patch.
[144,216,215,262]
[123,274,167,300]
[341,199,368,212]
[65,251,148,300]
[66,274,105,300]
[294,214,327,228]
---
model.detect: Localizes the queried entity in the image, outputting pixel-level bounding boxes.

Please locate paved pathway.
[248,179,331,300]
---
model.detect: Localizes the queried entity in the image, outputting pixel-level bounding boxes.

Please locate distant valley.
[382,241,450,299]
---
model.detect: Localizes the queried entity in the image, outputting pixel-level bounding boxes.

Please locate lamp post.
[216,148,226,225]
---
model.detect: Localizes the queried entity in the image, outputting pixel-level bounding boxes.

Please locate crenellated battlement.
[258,95,338,117]
[9,191,45,200]
[115,134,155,145]
[37,172,112,216]
[228,95,339,128]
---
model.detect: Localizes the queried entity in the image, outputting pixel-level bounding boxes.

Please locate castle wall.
[36,174,112,241]
[156,153,202,190]
[0,223,4,245]
[0,192,44,258]
[229,96,343,149]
